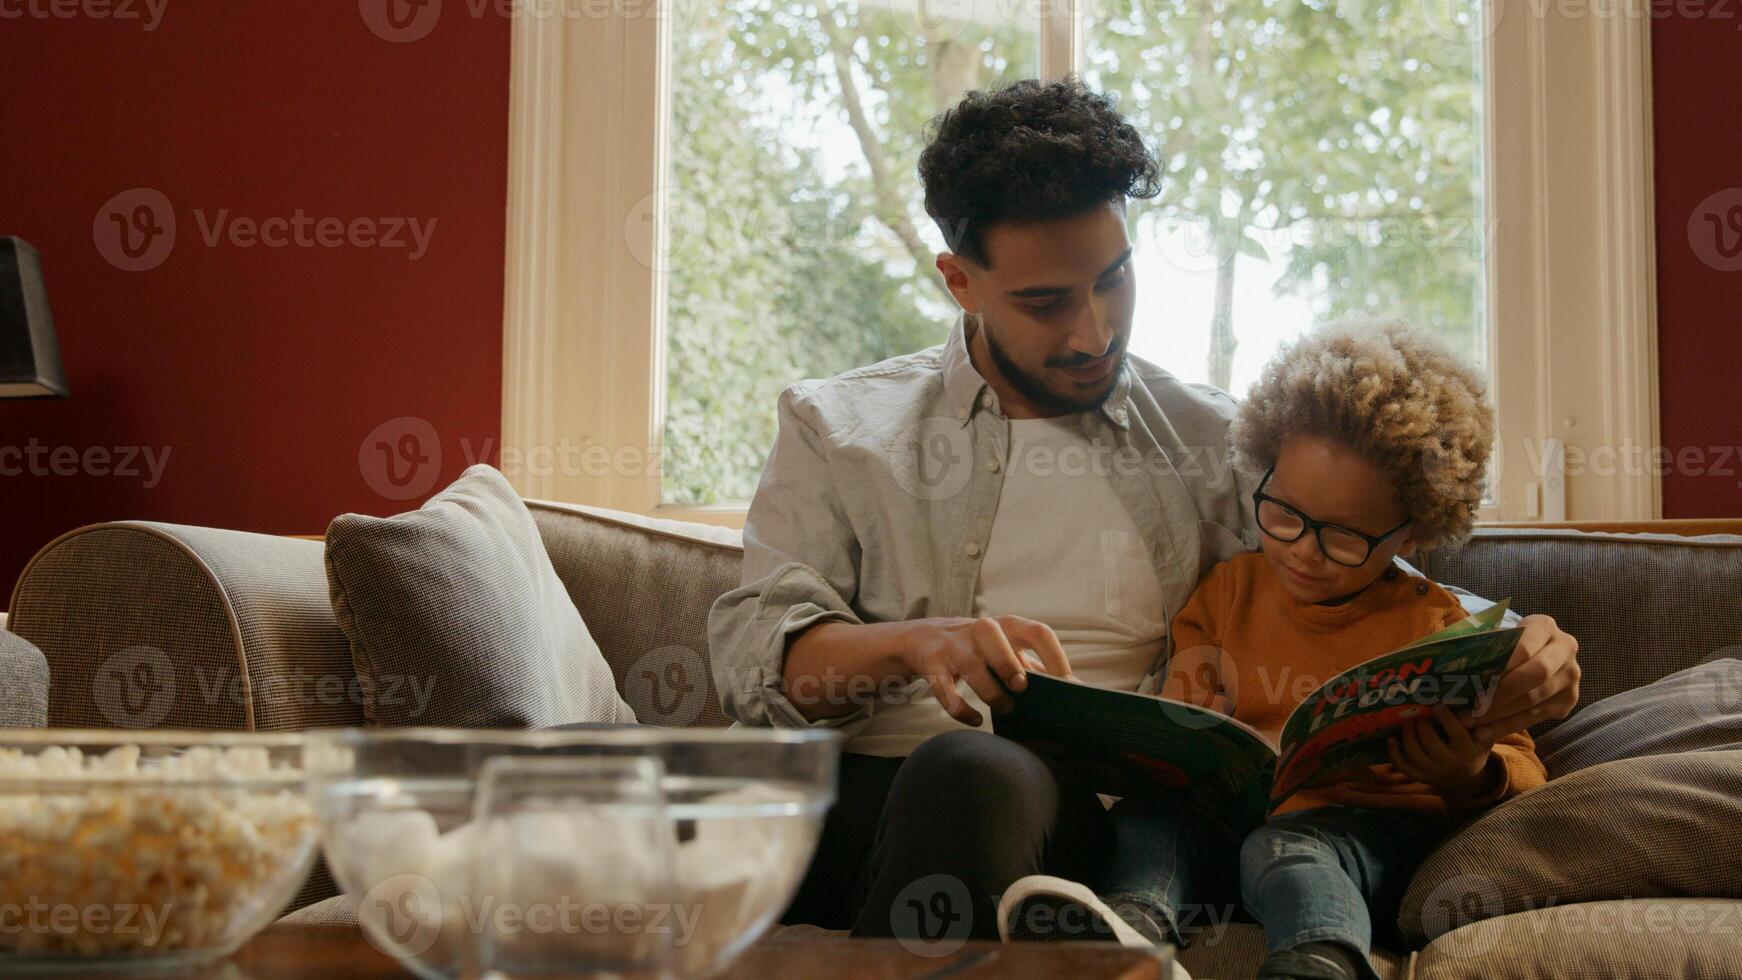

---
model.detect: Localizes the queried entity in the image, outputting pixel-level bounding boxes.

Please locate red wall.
[1,8,1735,606]
[1,4,509,600]
[1652,12,1742,518]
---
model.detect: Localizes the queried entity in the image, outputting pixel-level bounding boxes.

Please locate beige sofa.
[7,502,1742,978]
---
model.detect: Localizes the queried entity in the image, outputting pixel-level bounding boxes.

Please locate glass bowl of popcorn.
[0,730,318,971]
[305,727,840,979]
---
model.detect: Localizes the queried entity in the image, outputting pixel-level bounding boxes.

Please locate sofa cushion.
[1414,528,1742,737]
[1535,658,1742,778]
[0,629,48,727]
[528,501,740,728]
[325,464,635,728]
[1411,898,1742,980]
[1399,750,1742,946]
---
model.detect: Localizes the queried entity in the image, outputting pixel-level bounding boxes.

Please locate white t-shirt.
[846,414,1170,757]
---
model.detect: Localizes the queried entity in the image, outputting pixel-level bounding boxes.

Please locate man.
[707,78,1580,945]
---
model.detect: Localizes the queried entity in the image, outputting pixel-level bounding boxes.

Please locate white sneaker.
[997,876,1193,977]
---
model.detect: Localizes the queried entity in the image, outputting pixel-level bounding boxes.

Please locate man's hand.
[1458,613,1581,742]
[907,615,1073,727]
[1388,706,1499,800]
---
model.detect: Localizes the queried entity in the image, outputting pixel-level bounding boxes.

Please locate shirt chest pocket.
[1101,529,1169,637]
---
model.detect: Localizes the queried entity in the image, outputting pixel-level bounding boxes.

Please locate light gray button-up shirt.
[707,315,1264,734]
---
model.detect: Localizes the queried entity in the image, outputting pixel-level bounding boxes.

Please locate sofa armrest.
[6,522,361,732]
[0,629,48,728]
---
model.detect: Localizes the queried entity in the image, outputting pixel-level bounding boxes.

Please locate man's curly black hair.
[918,77,1160,267]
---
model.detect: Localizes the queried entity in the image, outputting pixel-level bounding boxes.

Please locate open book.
[991,602,1523,835]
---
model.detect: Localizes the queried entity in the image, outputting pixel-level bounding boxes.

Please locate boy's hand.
[1387,706,1499,800]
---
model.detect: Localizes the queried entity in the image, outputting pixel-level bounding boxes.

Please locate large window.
[1083,0,1485,395]
[661,2,1036,504]
[659,0,1484,506]
[504,0,1657,523]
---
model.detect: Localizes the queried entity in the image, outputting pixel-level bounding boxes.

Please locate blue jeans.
[1098,794,1246,949]
[1102,800,1441,980]
[1238,806,1443,978]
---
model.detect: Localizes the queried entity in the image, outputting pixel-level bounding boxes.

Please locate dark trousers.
[782,729,1113,942]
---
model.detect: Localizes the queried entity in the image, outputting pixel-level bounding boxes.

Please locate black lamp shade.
[0,237,69,399]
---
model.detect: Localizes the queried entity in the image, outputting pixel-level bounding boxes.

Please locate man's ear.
[1396,531,1418,559]
[935,253,979,315]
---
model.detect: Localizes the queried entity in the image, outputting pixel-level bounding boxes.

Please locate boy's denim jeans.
[1101,796,1443,980]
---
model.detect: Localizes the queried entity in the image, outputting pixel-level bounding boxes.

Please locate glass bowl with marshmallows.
[0,731,318,971]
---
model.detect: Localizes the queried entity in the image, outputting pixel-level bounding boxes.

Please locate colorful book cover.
[991,602,1522,835]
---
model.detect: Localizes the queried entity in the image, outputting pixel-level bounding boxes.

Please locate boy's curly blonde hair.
[1232,318,1494,551]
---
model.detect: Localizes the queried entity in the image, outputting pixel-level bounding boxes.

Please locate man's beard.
[982,320,1126,415]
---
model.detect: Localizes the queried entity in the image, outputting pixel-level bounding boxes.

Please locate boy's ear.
[1396,531,1418,559]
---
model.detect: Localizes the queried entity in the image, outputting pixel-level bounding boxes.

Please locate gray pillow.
[1398,750,1742,948]
[0,629,49,728]
[325,464,636,728]
[1535,657,1742,778]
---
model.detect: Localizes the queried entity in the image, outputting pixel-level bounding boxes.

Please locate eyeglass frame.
[1252,466,1412,568]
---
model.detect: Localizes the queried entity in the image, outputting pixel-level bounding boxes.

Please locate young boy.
[999,319,1547,980]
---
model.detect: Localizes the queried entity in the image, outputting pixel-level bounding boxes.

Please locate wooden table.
[57,924,1167,979]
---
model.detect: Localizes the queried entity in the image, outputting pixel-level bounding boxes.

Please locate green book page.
[992,673,1277,834]
[1269,603,1523,806]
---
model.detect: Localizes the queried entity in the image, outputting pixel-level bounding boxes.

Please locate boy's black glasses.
[1252,467,1412,568]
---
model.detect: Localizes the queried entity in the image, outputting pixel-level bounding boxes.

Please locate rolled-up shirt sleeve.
[708,384,872,729]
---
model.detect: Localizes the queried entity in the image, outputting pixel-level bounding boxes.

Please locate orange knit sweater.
[1161,553,1546,822]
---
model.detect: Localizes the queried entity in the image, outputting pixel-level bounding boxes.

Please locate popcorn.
[0,744,316,958]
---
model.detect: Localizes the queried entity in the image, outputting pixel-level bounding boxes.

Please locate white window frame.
[501,0,1659,526]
